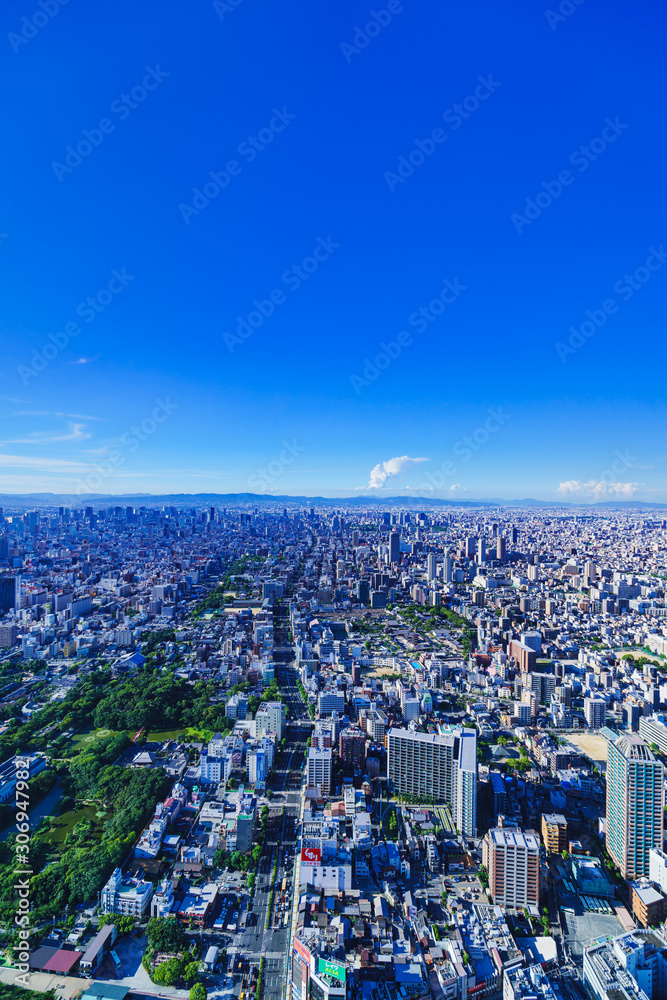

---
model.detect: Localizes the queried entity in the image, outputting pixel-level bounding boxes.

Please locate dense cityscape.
[0,498,667,1000]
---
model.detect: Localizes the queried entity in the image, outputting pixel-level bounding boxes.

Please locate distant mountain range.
[0,492,666,511]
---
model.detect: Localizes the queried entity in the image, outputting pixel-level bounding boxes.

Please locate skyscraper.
[584,695,606,729]
[496,536,506,562]
[389,532,400,564]
[427,554,437,582]
[607,734,664,880]
[443,556,453,583]
[387,726,477,834]
[0,576,18,613]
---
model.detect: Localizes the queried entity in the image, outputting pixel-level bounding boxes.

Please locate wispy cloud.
[0,454,91,471]
[0,422,91,446]
[69,355,100,365]
[367,455,429,488]
[10,410,104,420]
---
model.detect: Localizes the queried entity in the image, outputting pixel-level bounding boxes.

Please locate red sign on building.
[301,846,321,866]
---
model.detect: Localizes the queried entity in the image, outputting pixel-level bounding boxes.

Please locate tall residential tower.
[607,734,663,880]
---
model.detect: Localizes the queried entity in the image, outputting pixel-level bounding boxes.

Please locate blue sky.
[1,0,665,501]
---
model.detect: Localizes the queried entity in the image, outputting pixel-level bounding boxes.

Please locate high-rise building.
[339,727,366,773]
[389,532,400,564]
[639,714,667,755]
[387,726,477,834]
[584,695,607,729]
[0,576,17,613]
[541,812,568,855]
[443,556,453,583]
[607,734,664,880]
[482,823,540,908]
[255,701,286,741]
[521,630,542,654]
[509,639,536,674]
[496,536,506,562]
[476,537,486,564]
[306,747,332,796]
[0,624,18,649]
[427,554,437,582]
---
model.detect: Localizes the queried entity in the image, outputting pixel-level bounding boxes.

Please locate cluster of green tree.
[0,670,111,758]
[622,653,662,669]
[68,732,133,792]
[140,629,176,654]
[147,915,188,952]
[192,585,229,616]
[91,674,236,733]
[0,736,171,924]
[192,558,261,616]
[143,917,200,986]
[99,912,137,935]
[153,955,201,987]
[0,985,56,1000]
[385,810,398,839]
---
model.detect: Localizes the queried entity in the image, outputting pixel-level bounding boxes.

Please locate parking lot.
[443,872,486,908]
[559,897,624,960]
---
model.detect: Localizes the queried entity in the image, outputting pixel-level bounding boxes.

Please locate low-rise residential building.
[101,867,154,916]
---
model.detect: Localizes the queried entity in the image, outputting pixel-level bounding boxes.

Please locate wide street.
[222,634,310,1000]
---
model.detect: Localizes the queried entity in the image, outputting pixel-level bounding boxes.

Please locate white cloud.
[557,479,642,498]
[368,455,429,488]
[0,454,91,471]
[450,483,463,492]
[0,422,91,446]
